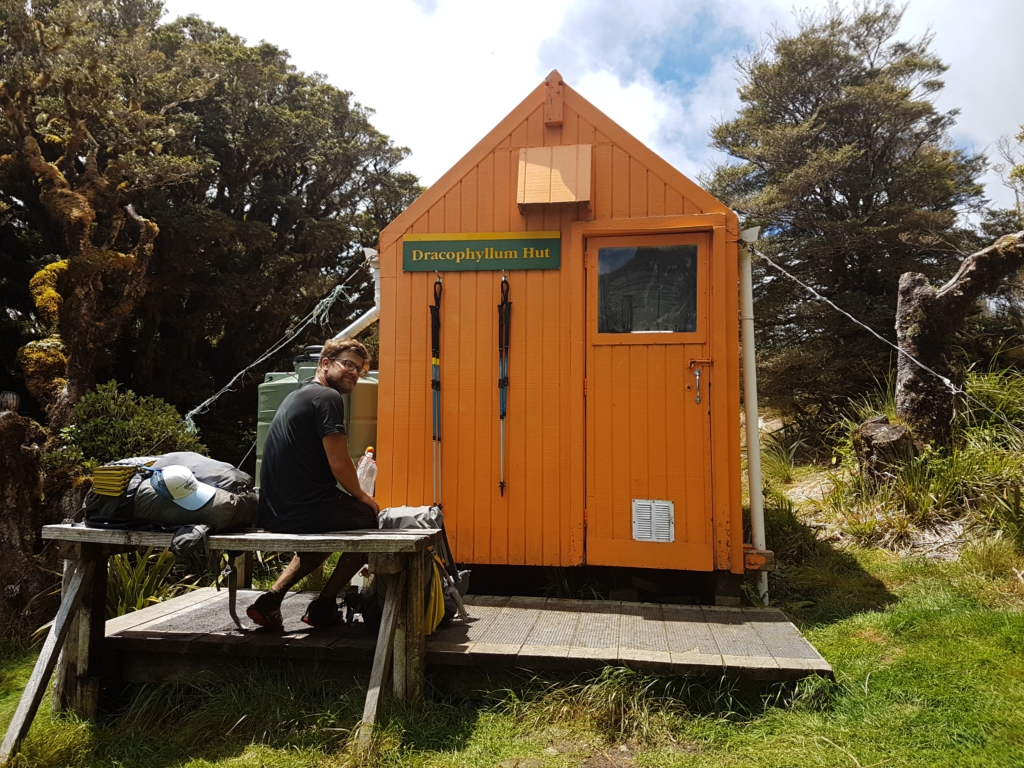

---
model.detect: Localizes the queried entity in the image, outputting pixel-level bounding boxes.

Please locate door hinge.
[583,378,587,397]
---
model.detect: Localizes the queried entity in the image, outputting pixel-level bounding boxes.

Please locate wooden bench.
[0,524,441,765]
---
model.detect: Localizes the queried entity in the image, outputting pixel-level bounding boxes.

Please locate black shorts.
[262,493,377,535]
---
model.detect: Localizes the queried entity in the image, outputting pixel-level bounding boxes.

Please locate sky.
[159,0,1024,210]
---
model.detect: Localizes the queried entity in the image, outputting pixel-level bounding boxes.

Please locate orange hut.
[375,70,763,584]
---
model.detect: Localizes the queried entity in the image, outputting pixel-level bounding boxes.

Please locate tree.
[0,0,198,427]
[896,231,1024,445]
[105,15,420,447]
[704,2,985,416]
[0,0,420,625]
[990,130,1024,231]
[0,0,420,442]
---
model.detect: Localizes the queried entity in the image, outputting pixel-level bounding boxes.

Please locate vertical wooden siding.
[377,98,728,567]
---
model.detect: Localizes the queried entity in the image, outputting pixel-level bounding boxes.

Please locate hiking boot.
[246,592,284,630]
[302,596,343,628]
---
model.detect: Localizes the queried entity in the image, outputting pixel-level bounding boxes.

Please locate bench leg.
[356,568,406,750]
[392,623,406,700]
[73,548,108,718]
[405,550,426,704]
[0,560,94,766]
[235,552,253,589]
[51,560,75,714]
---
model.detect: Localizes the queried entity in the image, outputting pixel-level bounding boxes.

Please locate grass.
[5,533,1024,767]
[8,372,1024,766]
[802,369,1024,547]
[760,425,807,487]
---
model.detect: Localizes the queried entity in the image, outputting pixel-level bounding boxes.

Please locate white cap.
[151,465,217,511]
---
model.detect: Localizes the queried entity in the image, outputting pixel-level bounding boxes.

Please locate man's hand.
[361,494,381,515]
[323,432,379,509]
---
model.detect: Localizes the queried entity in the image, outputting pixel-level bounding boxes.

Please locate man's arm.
[322,432,380,513]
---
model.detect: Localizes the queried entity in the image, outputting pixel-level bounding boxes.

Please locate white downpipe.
[740,238,768,605]
[333,249,381,340]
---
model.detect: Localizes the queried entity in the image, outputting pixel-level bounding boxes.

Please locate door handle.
[688,359,711,405]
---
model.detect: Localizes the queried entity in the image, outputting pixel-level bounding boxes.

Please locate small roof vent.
[517,144,592,205]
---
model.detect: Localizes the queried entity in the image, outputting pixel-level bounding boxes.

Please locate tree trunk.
[895,231,1024,445]
[0,414,64,628]
[10,136,159,429]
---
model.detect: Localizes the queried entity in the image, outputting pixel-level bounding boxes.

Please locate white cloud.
[572,71,668,148]
[160,0,1024,209]
[902,0,1024,207]
[161,0,575,185]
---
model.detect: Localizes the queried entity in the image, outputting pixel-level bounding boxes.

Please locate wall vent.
[517,144,593,204]
[632,499,675,543]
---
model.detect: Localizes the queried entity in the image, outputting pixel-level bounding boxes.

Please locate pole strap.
[430,276,443,506]
[497,275,511,495]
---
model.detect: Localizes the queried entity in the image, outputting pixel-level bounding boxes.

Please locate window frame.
[587,232,709,347]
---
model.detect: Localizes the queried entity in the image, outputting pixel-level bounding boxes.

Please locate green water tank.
[255,345,378,488]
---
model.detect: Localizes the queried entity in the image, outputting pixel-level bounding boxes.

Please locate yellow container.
[343,374,379,461]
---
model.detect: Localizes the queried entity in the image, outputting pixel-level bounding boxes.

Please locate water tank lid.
[294,345,324,364]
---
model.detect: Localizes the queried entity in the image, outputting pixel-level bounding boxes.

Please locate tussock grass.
[813,369,1024,546]
[491,667,784,745]
[760,425,806,487]
[107,548,197,617]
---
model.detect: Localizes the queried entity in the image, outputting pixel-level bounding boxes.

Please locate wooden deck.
[105,589,831,681]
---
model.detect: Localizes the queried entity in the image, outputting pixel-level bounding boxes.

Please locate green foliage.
[816,369,1024,545]
[113,12,423,415]
[705,1,985,415]
[59,380,205,466]
[107,547,197,618]
[0,0,421,450]
[760,426,806,486]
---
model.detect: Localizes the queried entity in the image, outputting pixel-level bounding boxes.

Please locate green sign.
[403,232,561,272]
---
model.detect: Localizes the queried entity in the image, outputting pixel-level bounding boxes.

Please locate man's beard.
[325,369,356,395]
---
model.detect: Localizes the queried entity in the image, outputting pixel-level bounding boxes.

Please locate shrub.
[815,369,1024,545]
[61,380,206,466]
[107,548,197,617]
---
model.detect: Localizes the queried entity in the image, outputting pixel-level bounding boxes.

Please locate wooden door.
[584,232,714,570]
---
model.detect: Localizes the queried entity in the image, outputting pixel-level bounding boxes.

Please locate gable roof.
[380,71,729,251]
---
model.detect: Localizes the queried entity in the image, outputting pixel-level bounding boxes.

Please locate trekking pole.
[497,274,512,495]
[430,274,443,508]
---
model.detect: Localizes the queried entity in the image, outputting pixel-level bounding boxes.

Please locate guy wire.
[752,245,1024,439]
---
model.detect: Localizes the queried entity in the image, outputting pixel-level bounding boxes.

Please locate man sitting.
[246,337,380,629]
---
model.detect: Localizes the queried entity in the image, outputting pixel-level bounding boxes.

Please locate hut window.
[597,245,698,333]
[517,145,592,204]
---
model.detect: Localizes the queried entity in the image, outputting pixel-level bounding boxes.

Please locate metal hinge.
[583,378,587,397]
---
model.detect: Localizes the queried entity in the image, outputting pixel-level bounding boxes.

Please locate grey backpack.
[82,451,257,533]
[360,506,469,633]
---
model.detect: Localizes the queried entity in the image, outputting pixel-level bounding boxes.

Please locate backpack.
[360,505,470,635]
[82,451,257,533]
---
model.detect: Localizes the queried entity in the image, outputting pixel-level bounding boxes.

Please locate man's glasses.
[329,357,362,374]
